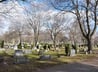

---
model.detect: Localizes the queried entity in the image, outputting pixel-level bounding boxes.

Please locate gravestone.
[44,49,49,52]
[32,47,37,50]
[0,48,5,51]
[36,49,40,52]
[13,50,29,64]
[70,49,76,56]
[38,55,51,60]
[84,47,88,54]
[22,45,24,49]
[23,49,32,54]
[14,45,18,50]
[14,50,24,56]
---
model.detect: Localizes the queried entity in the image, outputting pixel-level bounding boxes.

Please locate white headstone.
[36,49,40,52]
[39,45,41,49]
[14,50,24,57]
[24,49,32,54]
[33,47,37,50]
[14,45,18,50]
[45,49,48,52]
[22,45,24,49]
[70,49,76,56]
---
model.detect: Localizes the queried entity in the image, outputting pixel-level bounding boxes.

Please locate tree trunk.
[53,40,56,49]
[87,37,92,54]
[34,35,38,47]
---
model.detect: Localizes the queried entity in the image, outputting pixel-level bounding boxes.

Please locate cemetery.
[0,0,98,72]
[0,43,98,72]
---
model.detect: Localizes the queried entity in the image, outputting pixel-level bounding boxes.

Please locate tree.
[24,1,47,47]
[45,13,67,49]
[0,0,16,34]
[68,20,83,45]
[51,0,98,54]
[25,11,44,47]
[8,10,30,45]
[27,14,41,47]
[9,22,24,45]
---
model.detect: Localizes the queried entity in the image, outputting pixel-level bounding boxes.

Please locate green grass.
[57,54,97,63]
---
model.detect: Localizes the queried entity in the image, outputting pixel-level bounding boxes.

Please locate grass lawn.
[0,48,97,72]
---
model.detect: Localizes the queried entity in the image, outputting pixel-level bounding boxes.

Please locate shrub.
[24,43,28,49]
[31,44,34,48]
[47,44,51,50]
[18,42,22,49]
[65,44,71,56]
[43,44,47,50]
[1,40,4,48]
[72,44,78,54]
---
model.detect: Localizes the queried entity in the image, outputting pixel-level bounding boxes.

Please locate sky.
[0,0,98,35]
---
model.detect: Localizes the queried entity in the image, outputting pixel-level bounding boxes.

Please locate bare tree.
[51,0,98,53]
[25,10,44,47]
[0,0,16,35]
[45,13,67,48]
[23,1,47,47]
[8,10,30,44]
[68,20,83,45]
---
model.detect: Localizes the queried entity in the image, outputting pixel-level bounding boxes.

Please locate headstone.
[13,50,29,64]
[22,45,24,49]
[70,49,76,56]
[14,50,24,57]
[4,45,9,49]
[0,48,5,51]
[14,45,18,50]
[39,44,41,49]
[14,56,29,64]
[36,49,40,52]
[56,47,59,50]
[23,49,32,54]
[44,49,48,52]
[85,51,88,55]
[84,48,87,52]
[32,47,37,50]
[84,47,88,54]
[38,55,51,60]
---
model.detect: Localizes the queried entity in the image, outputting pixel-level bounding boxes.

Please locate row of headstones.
[0,44,89,56]
[13,49,52,63]
[0,49,87,65]
[0,44,90,64]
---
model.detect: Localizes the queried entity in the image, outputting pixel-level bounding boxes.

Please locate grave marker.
[38,55,51,60]
[70,49,76,56]
[13,50,29,64]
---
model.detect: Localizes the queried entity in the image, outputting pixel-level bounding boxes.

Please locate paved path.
[37,56,98,72]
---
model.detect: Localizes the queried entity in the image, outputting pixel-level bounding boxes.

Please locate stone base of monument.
[14,56,29,64]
